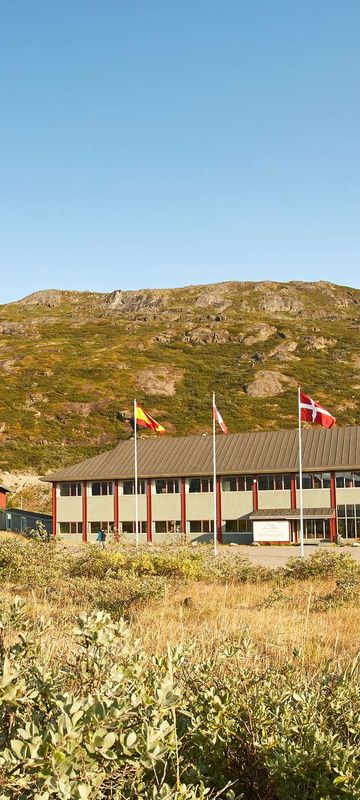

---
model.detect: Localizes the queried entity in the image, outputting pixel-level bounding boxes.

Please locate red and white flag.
[299,391,336,429]
[213,402,228,434]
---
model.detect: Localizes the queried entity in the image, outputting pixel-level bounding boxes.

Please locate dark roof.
[249,508,335,520]
[42,425,360,482]
[0,484,11,493]
[3,508,52,518]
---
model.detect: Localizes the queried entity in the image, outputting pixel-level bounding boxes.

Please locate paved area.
[224,544,360,568]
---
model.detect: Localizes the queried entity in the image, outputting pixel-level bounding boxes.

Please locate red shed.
[0,484,11,510]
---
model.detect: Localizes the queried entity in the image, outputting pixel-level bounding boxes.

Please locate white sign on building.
[253,519,290,542]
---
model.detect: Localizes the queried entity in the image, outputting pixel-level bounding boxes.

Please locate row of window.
[59,472,360,499]
[59,514,360,539]
[59,482,114,497]
[59,518,253,535]
[336,472,360,488]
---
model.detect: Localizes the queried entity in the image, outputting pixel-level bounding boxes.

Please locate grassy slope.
[0,280,359,476]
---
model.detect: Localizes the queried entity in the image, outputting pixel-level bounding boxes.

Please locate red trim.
[82,481,88,543]
[181,478,186,538]
[52,483,57,537]
[147,479,152,542]
[330,471,337,542]
[290,474,298,543]
[0,490,6,510]
[252,477,258,512]
[216,477,222,543]
[114,480,119,542]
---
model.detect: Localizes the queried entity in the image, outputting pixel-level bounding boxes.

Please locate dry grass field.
[1,537,360,798]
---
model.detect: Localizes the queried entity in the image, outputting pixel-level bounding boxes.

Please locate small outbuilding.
[0,507,52,536]
[0,483,11,510]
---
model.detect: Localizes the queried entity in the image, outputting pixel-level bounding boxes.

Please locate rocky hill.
[0,280,359,510]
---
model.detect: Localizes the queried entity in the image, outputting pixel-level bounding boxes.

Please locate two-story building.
[43,425,360,545]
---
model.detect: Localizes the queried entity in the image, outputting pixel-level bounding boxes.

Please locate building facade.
[43,426,360,545]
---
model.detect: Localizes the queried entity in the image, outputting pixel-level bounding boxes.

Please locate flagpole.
[134,398,139,549]
[212,392,218,557]
[298,386,304,558]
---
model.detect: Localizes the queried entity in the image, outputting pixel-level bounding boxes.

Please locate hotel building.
[43,426,360,545]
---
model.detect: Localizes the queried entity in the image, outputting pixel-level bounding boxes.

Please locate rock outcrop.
[244,370,297,398]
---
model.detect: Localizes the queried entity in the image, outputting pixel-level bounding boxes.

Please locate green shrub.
[280,550,360,582]
[314,573,360,611]
[1,601,360,799]
[70,547,207,582]
[0,537,69,587]
[208,554,272,584]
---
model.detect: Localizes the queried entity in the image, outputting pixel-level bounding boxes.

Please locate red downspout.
[181,478,186,540]
[252,477,259,512]
[82,481,88,543]
[216,477,222,543]
[291,474,298,543]
[114,479,119,542]
[52,482,57,537]
[330,472,337,543]
[147,479,152,543]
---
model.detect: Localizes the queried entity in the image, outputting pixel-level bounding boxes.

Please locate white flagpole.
[213,392,218,557]
[298,386,304,558]
[134,398,139,549]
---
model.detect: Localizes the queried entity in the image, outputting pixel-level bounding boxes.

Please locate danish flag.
[299,391,336,429]
[213,402,228,434]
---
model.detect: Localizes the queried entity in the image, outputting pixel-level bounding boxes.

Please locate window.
[222,476,253,492]
[189,520,214,533]
[336,472,360,488]
[303,519,330,539]
[296,473,331,490]
[60,482,82,497]
[123,480,146,495]
[121,521,147,534]
[91,481,113,496]
[258,474,291,491]
[189,478,213,493]
[59,521,82,534]
[225,518,252,533]
[155,479,180,494]
[154,520,181,534]
[337,504,360,538]
[60,522,70,534]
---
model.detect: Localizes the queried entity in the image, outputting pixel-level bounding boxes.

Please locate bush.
[1,601,360,799]
[0,536,69,587]
[70,547,207,582]
[280,550,360,582]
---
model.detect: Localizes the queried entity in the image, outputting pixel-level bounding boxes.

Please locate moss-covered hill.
[0,280,359,475]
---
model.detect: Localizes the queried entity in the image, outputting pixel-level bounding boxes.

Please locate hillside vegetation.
[0,281,359,480]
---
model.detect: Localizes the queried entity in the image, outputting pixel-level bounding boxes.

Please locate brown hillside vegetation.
[0,280,359,484]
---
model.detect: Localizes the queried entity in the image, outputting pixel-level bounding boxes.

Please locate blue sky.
[0,1,359,303]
